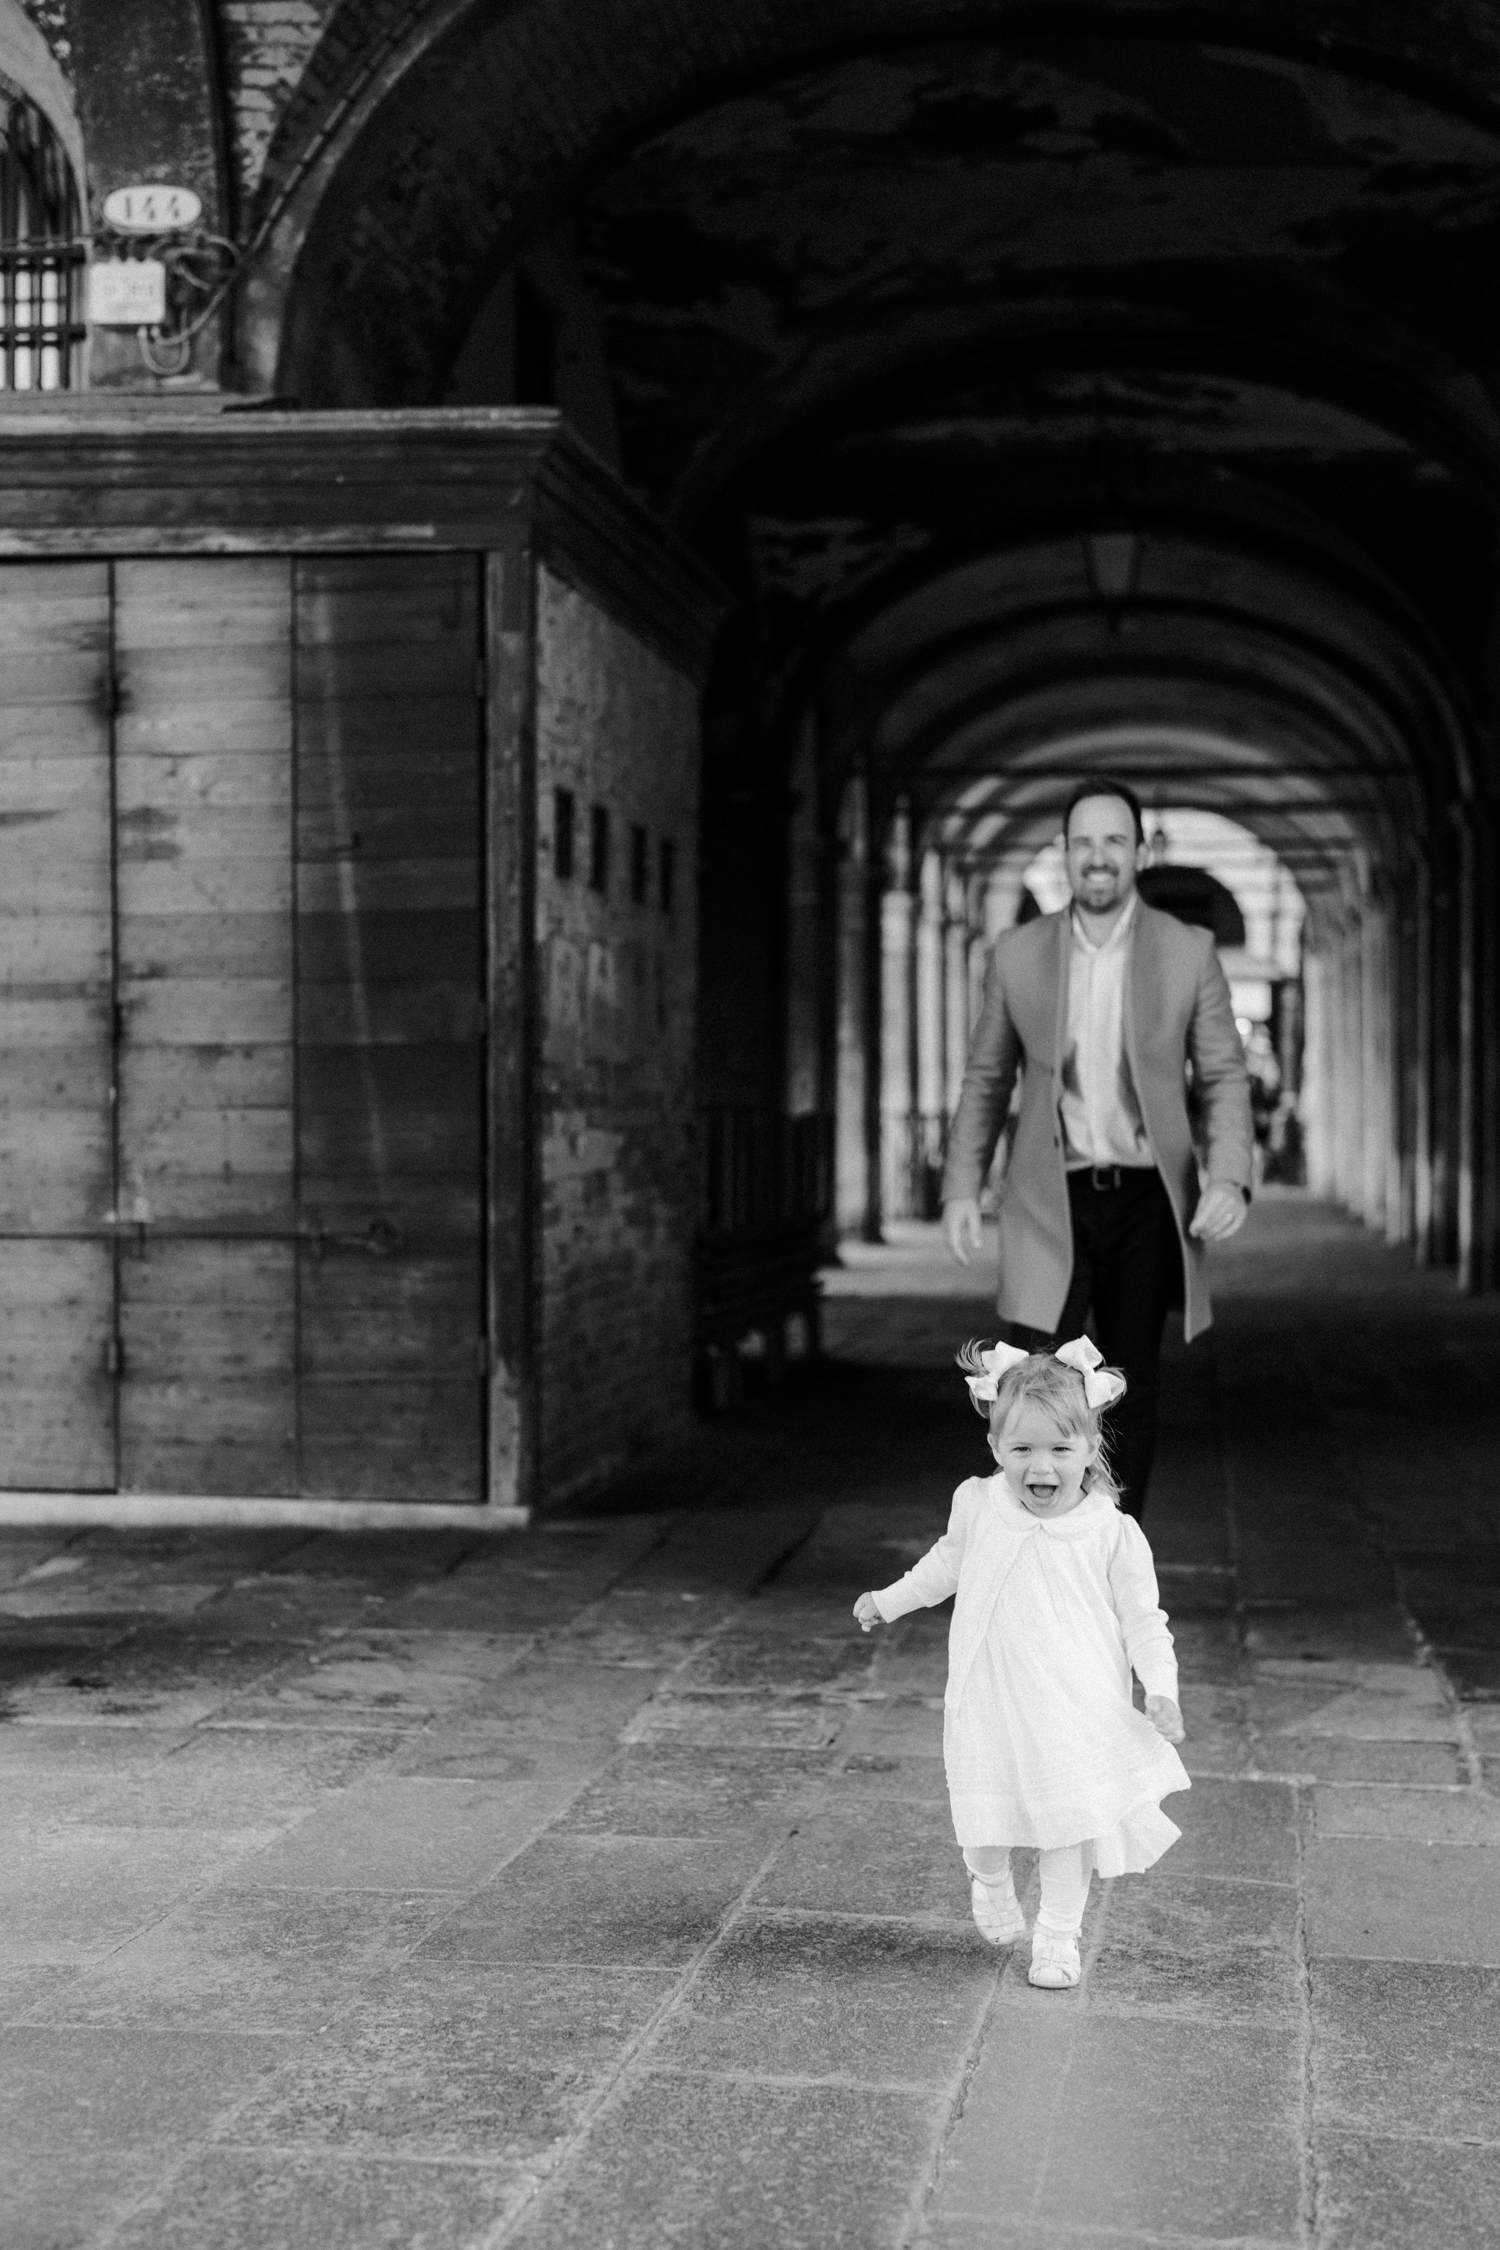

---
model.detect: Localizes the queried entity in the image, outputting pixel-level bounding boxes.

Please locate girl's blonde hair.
[954,1339,1124,1506]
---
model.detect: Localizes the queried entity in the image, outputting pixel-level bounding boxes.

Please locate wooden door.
[294,556,486,1499]
[0,551,488,1503]
[0,563,116,1488]
[113,560,297,1494]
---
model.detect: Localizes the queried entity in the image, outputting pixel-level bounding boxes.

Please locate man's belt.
[1067,1163,1156,1192]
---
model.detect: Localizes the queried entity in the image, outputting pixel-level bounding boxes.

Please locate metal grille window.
[0,95,84,391]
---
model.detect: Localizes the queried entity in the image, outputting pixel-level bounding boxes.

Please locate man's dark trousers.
[1001,1166,1184,1521]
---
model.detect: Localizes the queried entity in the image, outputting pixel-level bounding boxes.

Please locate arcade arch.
[4,2,1500,1508]
[815,525,1480,1286]
[242,3,1500,1347]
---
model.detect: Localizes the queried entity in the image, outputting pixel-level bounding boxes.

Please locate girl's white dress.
[873,1475,1189,1877]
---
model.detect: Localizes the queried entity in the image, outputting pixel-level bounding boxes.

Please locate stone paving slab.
[416,1832,762,1969]
[652,1912,993,2082]
[213,1961,675,2160]
[3,1196,1499,2247]
[1303,1837,1500,1966]
[505,2073,946,2250]
[931,2013,1306,2244]
[0,1826,272,1966]
[556,1742,830,1836]
[1085,1869,1303,2024]
[1311,1958,1500,2143]
[1317,2134,1500,2250]
[40,1889,453,2031]
[0,2022,288,2149]
[2,2150,172,2250]
[71,1724,406,1829]
[109,2150,524,2250]
[223,1768,606,1892]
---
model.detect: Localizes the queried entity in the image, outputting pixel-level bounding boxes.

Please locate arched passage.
[199,9,1500,1418]
[812,514,1482,1281]
[254,2,1500,1326]
[139,3,1500,1419]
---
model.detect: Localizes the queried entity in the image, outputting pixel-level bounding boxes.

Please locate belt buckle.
[1091,1164,1122,1191]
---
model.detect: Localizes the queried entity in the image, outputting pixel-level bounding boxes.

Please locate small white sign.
[87,260,167,327]
[102,184,202,234]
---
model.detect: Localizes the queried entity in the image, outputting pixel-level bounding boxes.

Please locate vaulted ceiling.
[278,5,1500,919]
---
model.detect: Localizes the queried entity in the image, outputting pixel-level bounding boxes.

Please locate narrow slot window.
[630,823,648,905]
[589,805,610,894]
[553,787,575,880]
[659,837,676,916]
[514,275,557,406]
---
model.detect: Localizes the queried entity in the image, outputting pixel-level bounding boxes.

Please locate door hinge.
[103,1334,124,1377]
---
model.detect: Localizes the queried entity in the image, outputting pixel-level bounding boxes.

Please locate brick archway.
[0,0,84,191]
[253,0,1500,407]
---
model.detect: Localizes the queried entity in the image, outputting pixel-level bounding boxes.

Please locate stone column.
[915,847,946,1214]
[944,864,971,1120]
[1410,847,1434,1263]
[835,773,870,1235]
[1456,801,1479,1290]
[1301,949,1334,1197]
[1385,877,1411,1247]
[1337,924,1365,1213]
[1476,804,1500,1292]
[1360,898,1391,1233]
[784,717,821,1120]
[880,806,916,1222]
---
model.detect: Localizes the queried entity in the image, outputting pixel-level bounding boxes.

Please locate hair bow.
[961,1338,1031,1404]
[1053,1335,1128,1409]
[962,1334,1126,1411]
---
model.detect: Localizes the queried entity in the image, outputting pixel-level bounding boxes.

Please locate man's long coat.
[941,900,1253,1341]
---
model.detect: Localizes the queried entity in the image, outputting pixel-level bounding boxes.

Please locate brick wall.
[533,561,700,1508]
[17,4,71,78]
[217,1,336,202]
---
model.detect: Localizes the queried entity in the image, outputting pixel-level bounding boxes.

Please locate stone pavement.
[3,1191,1498,2250]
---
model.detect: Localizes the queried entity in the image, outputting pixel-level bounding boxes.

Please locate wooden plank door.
[0,563,117,1488]
[294,556,486,1500]
[113,560,297,1494]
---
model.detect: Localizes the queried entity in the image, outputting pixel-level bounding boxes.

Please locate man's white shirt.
[1057,894,1154,1171]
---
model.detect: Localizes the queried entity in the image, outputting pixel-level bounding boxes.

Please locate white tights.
[964,1843,1095,1936]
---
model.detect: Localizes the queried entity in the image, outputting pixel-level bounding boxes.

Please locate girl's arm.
[1107,1518,1179,1699]
[867,1485,973,1621]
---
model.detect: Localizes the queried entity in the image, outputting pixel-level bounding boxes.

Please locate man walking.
[942,780,1253,1519]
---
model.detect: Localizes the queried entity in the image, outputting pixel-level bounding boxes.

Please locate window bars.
[0,95,84,392]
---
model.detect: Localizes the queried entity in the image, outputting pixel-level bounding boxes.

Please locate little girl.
[854,1335,1189,1990]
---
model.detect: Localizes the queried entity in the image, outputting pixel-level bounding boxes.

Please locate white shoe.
[970,1875,1025,1946]
[1028,1930,1081,1989]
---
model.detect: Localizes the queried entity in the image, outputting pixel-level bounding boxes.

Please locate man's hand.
[853,1593,884,1634]
[943,1197,983,1266]
[1145,1694,1185,1743]
[1188,1180,1248,1244]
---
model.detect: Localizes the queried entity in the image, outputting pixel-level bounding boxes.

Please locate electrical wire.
[127,0,436,381]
